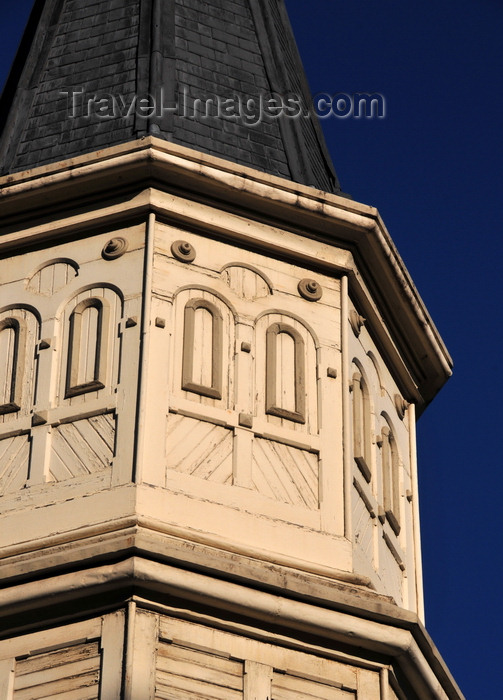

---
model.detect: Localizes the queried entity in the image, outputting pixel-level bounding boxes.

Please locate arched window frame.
[265,322,306,424]
[352,369,372,482]
[381,423,401,535]
[0,318,26,414]
[182,298,223,400]
[65,297,109,398]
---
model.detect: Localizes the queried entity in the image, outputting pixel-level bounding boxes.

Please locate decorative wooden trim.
[0,402,21,416]
[244,660,273,698]
[355,455,371,483]
[182,299,223,400]
[239,412,253,428]
[0,658,15,697]
[265,322,305,424]
[0,317,26,414]
[383,531,406,571]
[100,611,126,699]
[298,278,323,301]
[220,262,272,288]
[26,258,79,296]
[65,298,109,398]
[102,237,128,260]
[353,477,376,518]
[171,239,196,263]
[31,412,48,426]
[258,432,316,452]
[394,393,409,420]
[349,309,366,337]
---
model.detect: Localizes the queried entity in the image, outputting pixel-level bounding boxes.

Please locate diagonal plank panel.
[251,438,318,509]
[166,414,233,485]
[0,435,30,495]
[352,485,374,565]
[49,414,115,482]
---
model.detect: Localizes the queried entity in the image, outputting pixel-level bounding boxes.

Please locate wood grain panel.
[27,261,78,296]
[272,671,355,700]
[13,641,100,700]
[0,308,38,424]
[49,414,115,482]
[156,642,243,700]
[61,287,123,407]
[166,414,233,485]
[0,435,30,495]
[0,325,16,406]
[352,484,374,566]
[254,313,318,435]
[381,536,404,606]
[222,265,270,300]
[251,438,318,509]
[172,288,235,409]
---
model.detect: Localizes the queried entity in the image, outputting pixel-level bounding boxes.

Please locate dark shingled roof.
[0,0,341,193]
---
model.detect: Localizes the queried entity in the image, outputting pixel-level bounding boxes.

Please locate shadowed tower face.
[0,2,464,699]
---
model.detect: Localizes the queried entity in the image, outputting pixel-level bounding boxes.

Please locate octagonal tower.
[0,2,462,699]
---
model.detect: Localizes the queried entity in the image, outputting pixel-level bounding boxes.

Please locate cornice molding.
[0,554,464,700]
[0,138,451,409]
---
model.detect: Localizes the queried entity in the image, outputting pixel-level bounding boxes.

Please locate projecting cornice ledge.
[0,556,464,700]
[0,137,452,408]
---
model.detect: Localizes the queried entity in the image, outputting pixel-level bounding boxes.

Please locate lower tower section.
[0,554,460,700]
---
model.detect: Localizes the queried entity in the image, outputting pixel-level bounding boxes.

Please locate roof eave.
[0,137,452,410]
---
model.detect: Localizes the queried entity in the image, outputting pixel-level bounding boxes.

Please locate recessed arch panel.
[0,307,39,418]
[381,414,401,535]
[60,287,122,403]
[27,258,79,296]
[221,262,273,300]
[182,298,224,400]
[266,322,306,424]
[65,298,110,398]
[0,319,24,414]
[171,288,235,410]
[351,361,372,483]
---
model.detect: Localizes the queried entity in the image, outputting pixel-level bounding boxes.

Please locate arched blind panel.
[65,298,109,398]
[265,323,305,424]
[381,424,401,535]
[0,319,25,415]
[352,370,372,482]
[182,299,223,400]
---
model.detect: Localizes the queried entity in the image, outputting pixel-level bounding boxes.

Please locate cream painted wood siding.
[0,225,144,503]
[347,298,416,607]
[144,220,348,575]
[154,614,381,700]
[0,613,124,700]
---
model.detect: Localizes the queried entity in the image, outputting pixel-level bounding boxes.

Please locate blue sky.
[287,3,503,696]
[1,2,502,697]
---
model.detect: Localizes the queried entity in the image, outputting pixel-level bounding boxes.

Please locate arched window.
[0,318,25,414]
[265,322,305,424]
[352,369,371,482]
[182,298,223,400]
[381,423,401,535]
[65,298,109,398]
